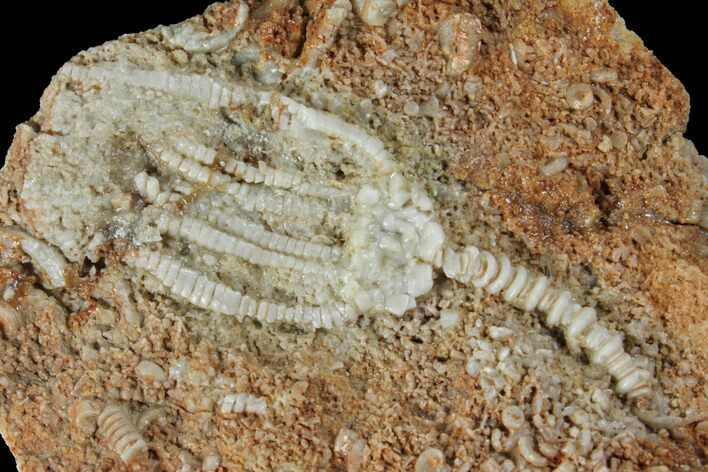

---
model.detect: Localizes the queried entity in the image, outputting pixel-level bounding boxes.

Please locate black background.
[0,1,704,469]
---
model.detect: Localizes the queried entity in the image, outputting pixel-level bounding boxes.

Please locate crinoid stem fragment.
[0,227,68,289]
[218,393,267,416]
[97,404,148,466]
[443,246,653,400]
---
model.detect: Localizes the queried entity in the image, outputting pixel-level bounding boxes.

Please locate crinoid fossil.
[1,1,705,470]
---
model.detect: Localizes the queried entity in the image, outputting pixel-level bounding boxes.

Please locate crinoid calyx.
[1,1,706,470]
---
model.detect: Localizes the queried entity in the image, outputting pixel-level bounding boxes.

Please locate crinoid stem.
[217,393,267,416]
[442,246,653,401]
[96,404,148,466]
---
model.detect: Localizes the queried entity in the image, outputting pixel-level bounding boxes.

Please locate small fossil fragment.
[352,0,407,27]
[438,12,482,76]
[0,302,20,339]
[0,227,68,289]
[590,68,618,83]
[438,308,460,329]
[488,326,514,341]
[465,357,480,377]
[97,404,148,466]
[500,405,525,430]
[415,447,449,472]
[334,428,369,470]
[217,392,267,416]
[516,435,547,468]
[136,360,167,384]
[164,2,249,53]
[69,399,101,432]
[541,156,569,176]
[201,452,221,471]
[566,83,594,110]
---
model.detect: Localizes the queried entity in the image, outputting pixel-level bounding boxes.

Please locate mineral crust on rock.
[0,0,706,470]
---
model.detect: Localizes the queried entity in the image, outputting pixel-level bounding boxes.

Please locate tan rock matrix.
[0,1,705,470]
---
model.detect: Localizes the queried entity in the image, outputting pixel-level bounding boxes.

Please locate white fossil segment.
[96,404,148,466]
[158,215,330,274]
[516,435,548,468]
[135,360,167,384]
[438,12,482,76]
[59,63,392,173]
[217,393,267,416]
[164,3,249,53]
[172,138,217,165]
[352,0,406,27]
[104,276,142,326]
[192,202,341,261]
[280,96,395,173]
[224,182,328,220]
[151,146,228,186]
[414,447,448,472]
[444,246,653,400]
[0,302,21,340]
[0,228,68,289]
[134,171,161,203]
[128,249,352,329]
[221,156,347,200]
[171,135,347,200]
[69,399,101,432]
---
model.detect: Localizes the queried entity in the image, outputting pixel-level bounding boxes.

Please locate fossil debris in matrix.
[0,0,706,470]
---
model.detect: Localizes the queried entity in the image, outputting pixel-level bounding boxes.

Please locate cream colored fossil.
[52,61,444,330]
[96,404,148,466]
[217,392,268,416]
[10,49,653,402]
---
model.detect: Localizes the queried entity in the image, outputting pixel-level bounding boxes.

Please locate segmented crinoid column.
[97,404,148,466]
[442,246,653,399]
[52,62,445,330]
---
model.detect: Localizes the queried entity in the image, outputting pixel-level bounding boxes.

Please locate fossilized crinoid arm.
[20,58,446,331]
